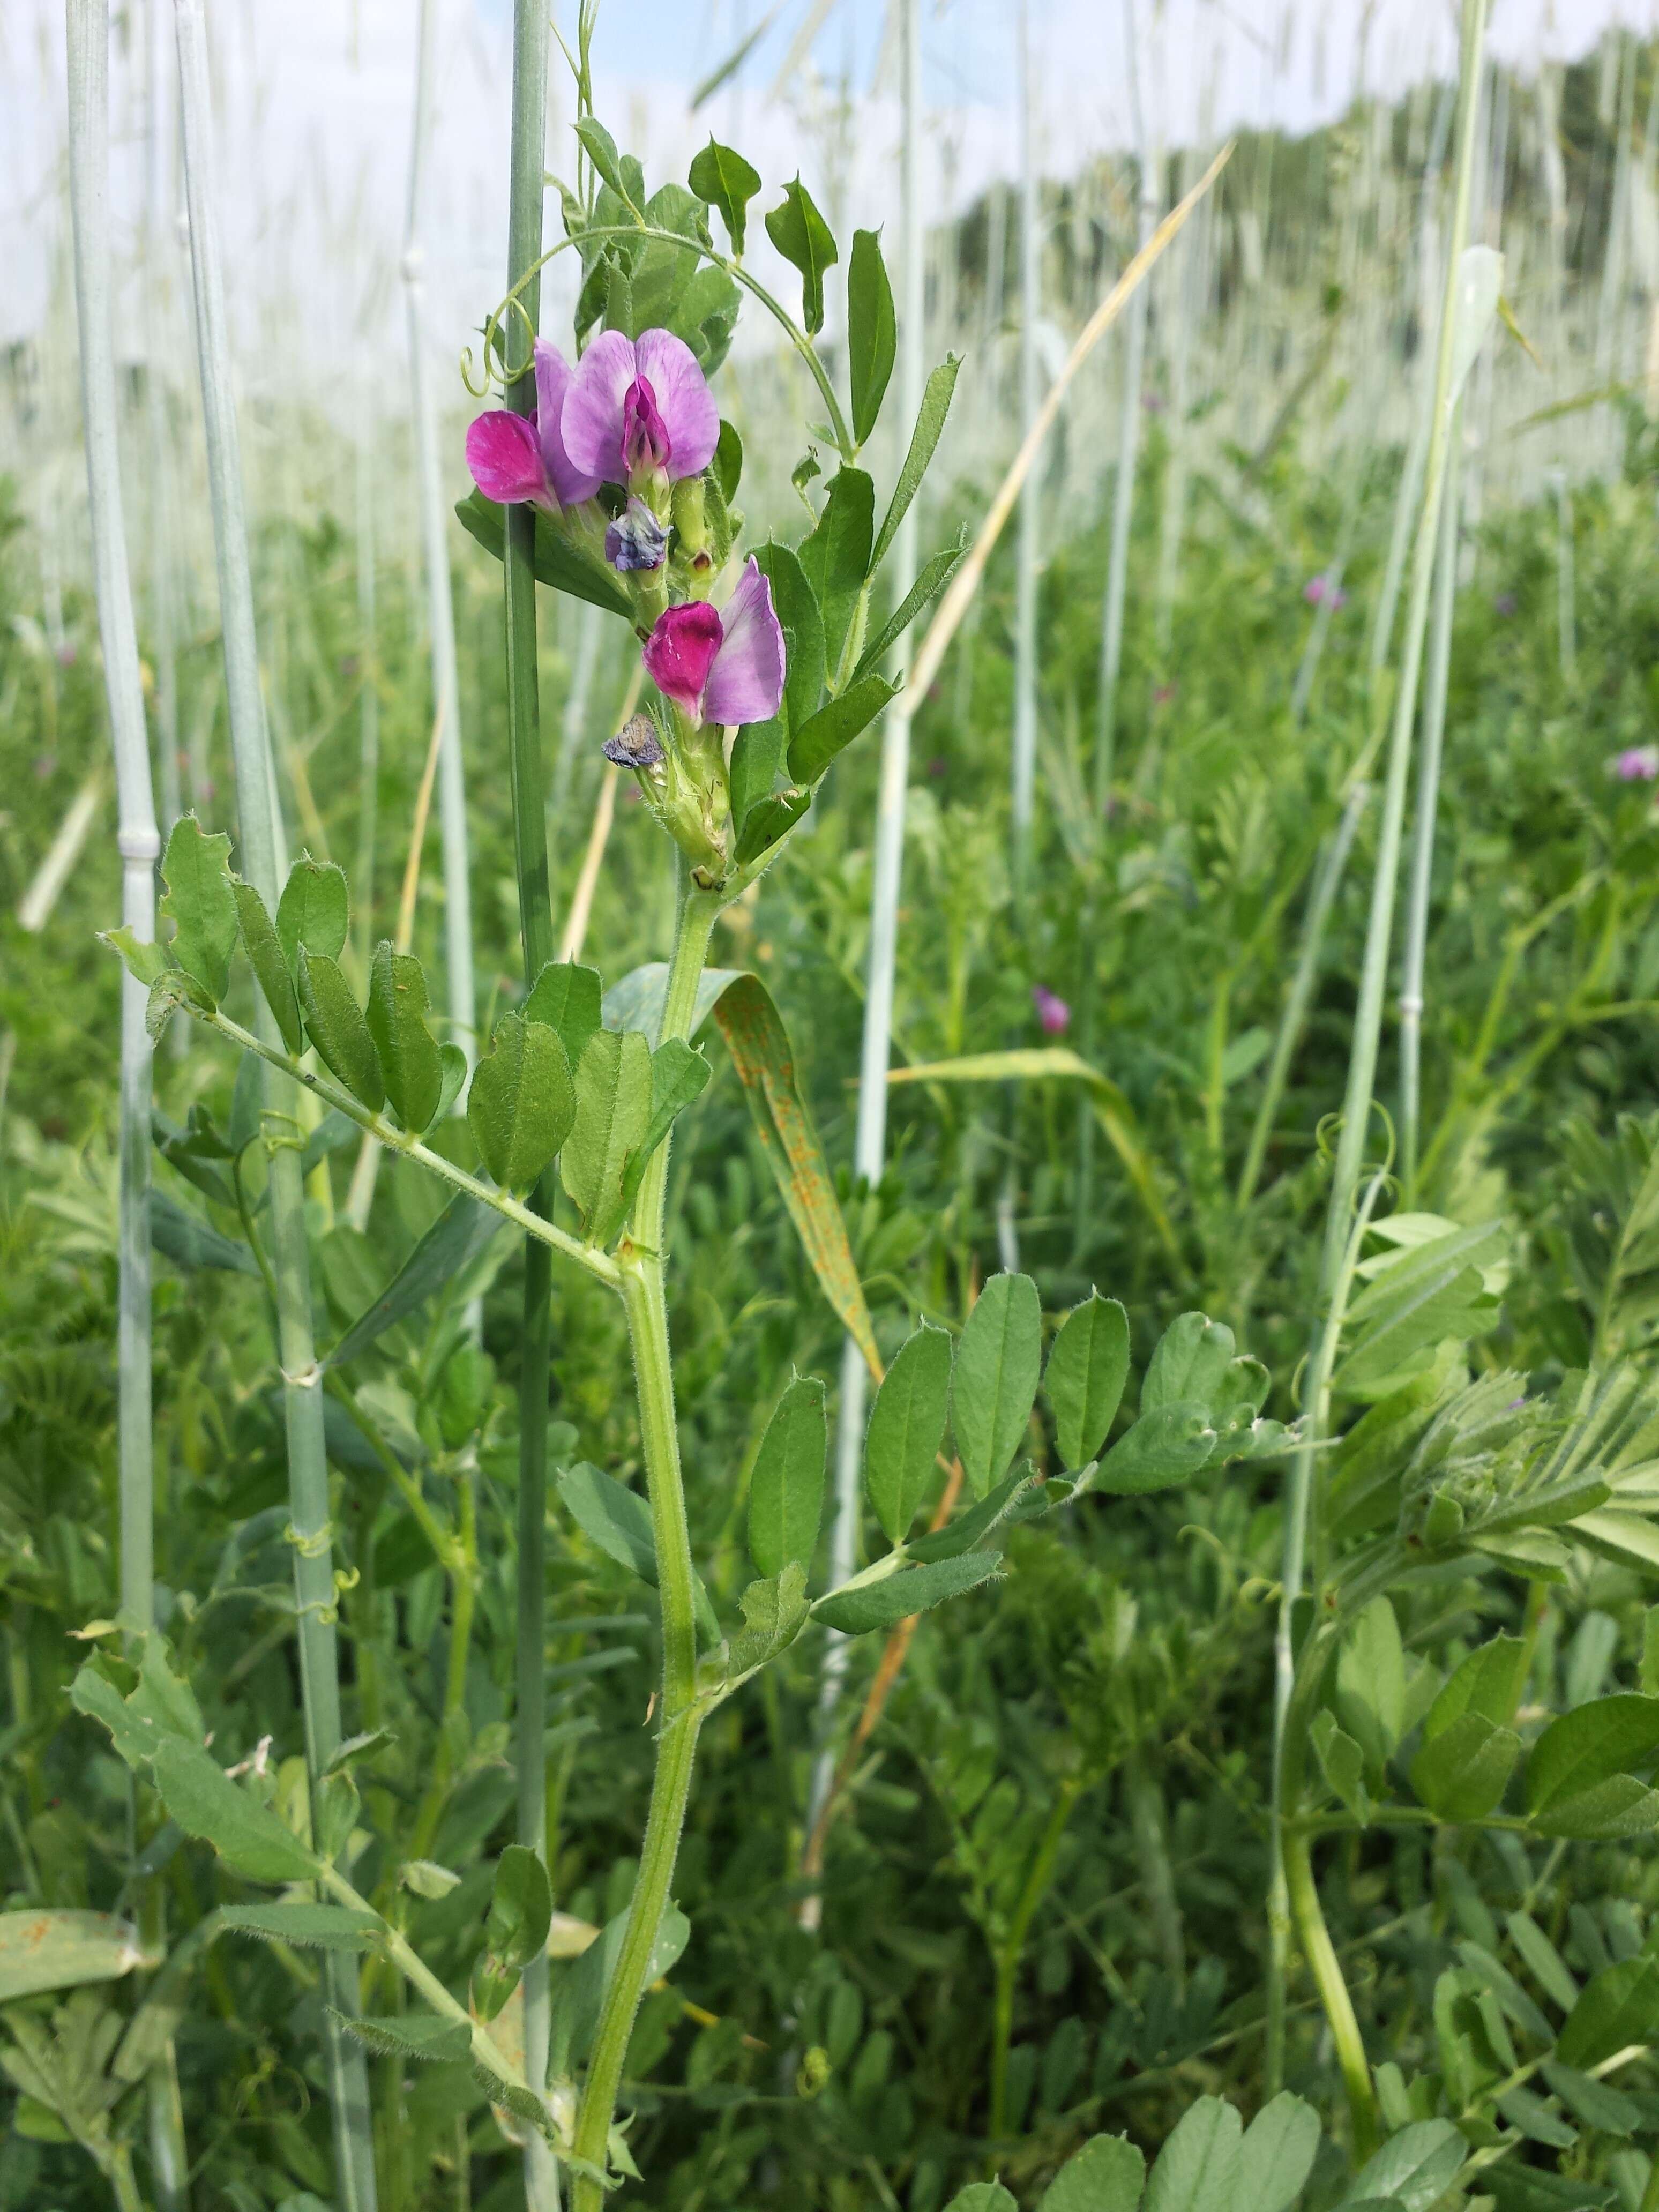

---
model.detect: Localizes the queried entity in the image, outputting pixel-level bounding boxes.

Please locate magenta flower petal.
[533,340,603,505]
[623,377,672,473]
[644,600,724,721]
[561,330,639,486]
[703,558,786,728]
[466,411,549,507]
[1032,985,1070,1036]
[634,329,719,480]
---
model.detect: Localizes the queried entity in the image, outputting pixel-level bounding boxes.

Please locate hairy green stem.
[570,885,718,2211]
[1264,0,1488,2104]
[180,1003,621,1290]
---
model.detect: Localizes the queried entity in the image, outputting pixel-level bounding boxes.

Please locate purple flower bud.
[1611,745,1659,783]
[604,496,669,572]
[603,714,666,769]
[1032,985,1070,1036]
[622,377,671,475]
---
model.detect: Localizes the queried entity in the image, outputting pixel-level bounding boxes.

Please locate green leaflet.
[467,1014,576,1196]
[1525,1694,1659,1819]
[1041,2132,1145,2212]
[749,541,824,737]
[563,1026,653,1245]
[1232,2094,1320,2212]
[812,1550,1002,1635]
[873,353,961,571]
[765,174,838,335]
[297,947,385,1112]
[1423,1635,1529,1739]
[339,2013,472,2067]
[734,787,810,868]
[1046,1291,1130,1470]
[864,1321,952,1543]
[453,488,634,618]
[524,959,604,1072]
[219,1904,383,1953]
[558,1463,721,1646]
[1142,1313,1238,1415]
[1558,1948,1659,2068]
[688,136,760,256]
[1410,1712,1521,1822]
[951,1273,1041,1499]
[725,1563,811,1685]
[148,1737,318,1884]
[1335,1597,1406,1777]
[851,527,969,686]
[615,1038,712,1217]
[787,675,898,786]
[0,1912,149,2005]
[159,815,238,1004]
[1311,1709,1370,1825]
[325,1195,502,1371]
[847,229,896,446]
[231,879,303,1052]
[748,1376,828,1579]
[472,1845,554,2022]
[798,467,874,683]
[276,854,349,969]
[1093,1403,1216,1497]
[1141,2094,1242,2212]
[367,941,443,1135]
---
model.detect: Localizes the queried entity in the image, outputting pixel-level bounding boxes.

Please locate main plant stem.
[570,885,719,2212]
[1264,0,1488,2104]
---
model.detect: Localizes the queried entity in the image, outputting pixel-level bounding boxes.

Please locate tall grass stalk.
[1093,0,1155,815]
[804,0,925,1913]
[354,428,380,965]
[500,4,560,2202]
[405,0,476,1064]
[65,8,186,2200]
[170,4,378,2201]
[1265,0,1489,2123]
[1399,405,1464,1199]
[1236,781,1369,1210]
[1009,0,1040,887]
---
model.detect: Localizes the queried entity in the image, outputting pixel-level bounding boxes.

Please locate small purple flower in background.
[466,339,603,513]
[1303,573,1347,610]
[1493,592,1517,618]
[926,756,948,779]
[1032,984,1070,1036]
[1153,682,1177,708]
[604,496,669,573]
[563,328,719,492]
[642,557,785,729]
[56,643,77,668]
[1611,745,1659,783]
[1141,390,1164,413]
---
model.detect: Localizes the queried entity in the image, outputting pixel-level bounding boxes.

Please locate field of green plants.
[12,3,1659,2209]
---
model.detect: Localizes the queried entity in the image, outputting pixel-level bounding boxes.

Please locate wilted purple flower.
[1611,745,1659,783]
[603,713,666,768]
[563,328,719,491]
[465,339,603,512]
[1493,592,1516,618]
[1032,985,1070,1036]
[1303,573,1347,610]
[604,496,669,572]
[642,558,785,729]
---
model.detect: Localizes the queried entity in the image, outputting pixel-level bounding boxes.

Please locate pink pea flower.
[562,328,719,491]
[1032,985,1070,1036]
[642,557,785,729]
[465,339,603,512]
[1611,746,1659,783]
[1303,573,1346,609]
